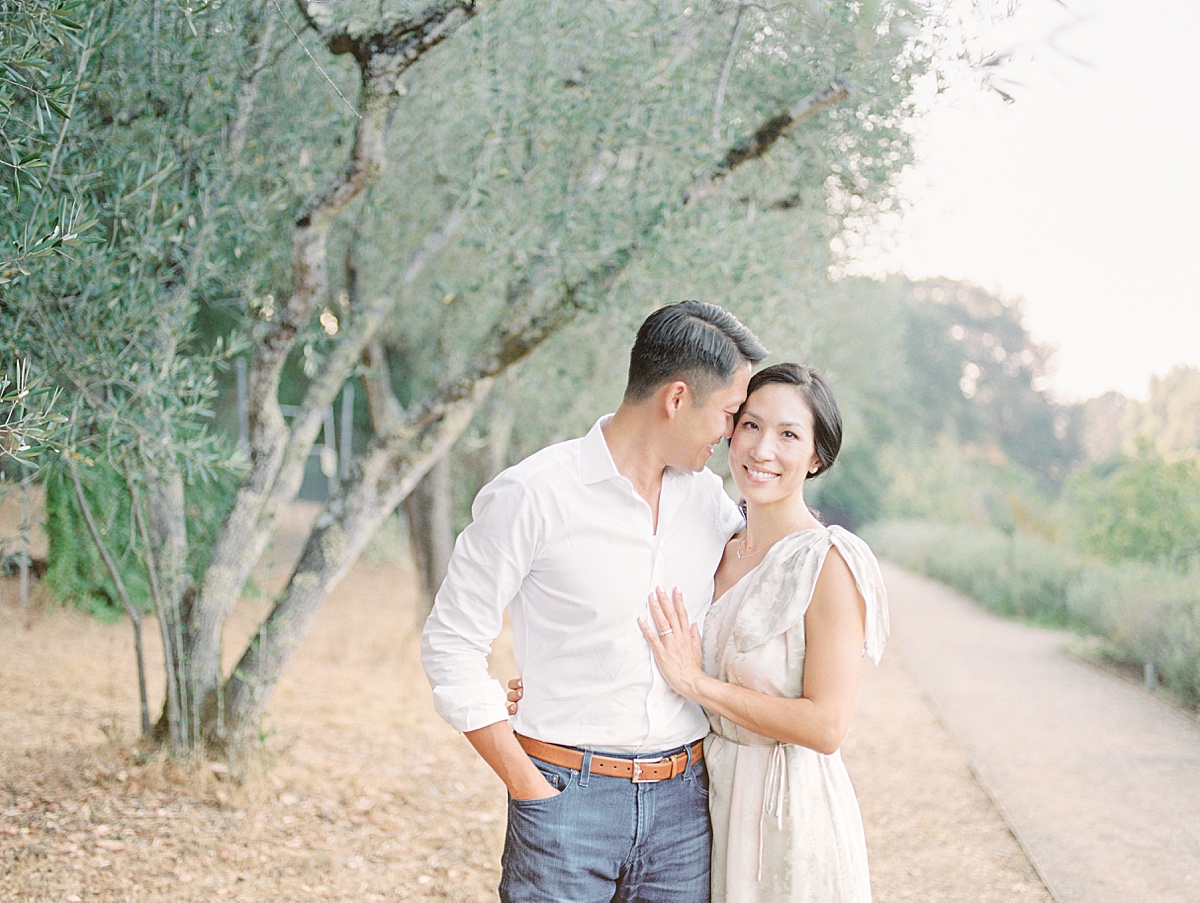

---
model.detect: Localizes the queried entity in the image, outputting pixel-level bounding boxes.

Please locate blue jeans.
[499,745,711,903]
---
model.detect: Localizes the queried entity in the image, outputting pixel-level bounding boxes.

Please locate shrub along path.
[884,563,1200,903]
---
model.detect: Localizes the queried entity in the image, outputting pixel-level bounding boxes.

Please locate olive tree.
[9,0,936,759]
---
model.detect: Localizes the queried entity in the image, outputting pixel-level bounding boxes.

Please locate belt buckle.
[631,756,663,783]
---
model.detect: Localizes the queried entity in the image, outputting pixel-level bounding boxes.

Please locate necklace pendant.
[736,540,763,560]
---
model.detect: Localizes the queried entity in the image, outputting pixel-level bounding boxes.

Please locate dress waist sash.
[710,732,790,881]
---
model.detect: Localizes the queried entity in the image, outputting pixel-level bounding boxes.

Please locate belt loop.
[579,749,593,787]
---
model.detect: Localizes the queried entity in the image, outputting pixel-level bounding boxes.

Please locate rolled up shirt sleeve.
[420,472,540,733]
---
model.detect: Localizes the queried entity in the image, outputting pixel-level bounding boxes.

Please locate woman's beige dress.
[702,526,889,902]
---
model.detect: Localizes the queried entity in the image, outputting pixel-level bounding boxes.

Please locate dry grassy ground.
[1,503,1051,901]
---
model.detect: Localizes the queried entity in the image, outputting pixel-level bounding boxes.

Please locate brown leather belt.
[515,733,703,783]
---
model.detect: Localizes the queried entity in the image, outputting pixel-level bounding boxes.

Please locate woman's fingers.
[642,586,698,661]
[643,587,671,636]
[639,596,676,654]
[505,676,524,715]
[671,587,689,624]
[652,586,686,633]
[641,586,697,667]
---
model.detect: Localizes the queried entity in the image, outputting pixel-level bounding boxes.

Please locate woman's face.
[728,382,821,506]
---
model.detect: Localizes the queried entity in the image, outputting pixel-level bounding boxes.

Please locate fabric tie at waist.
[759,742,789,881]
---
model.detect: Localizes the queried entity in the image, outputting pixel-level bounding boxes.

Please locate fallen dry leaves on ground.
[2,503,1050,901]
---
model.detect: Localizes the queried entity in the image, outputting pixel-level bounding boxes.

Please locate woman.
[509,363,888,900]
[641,362,888,902]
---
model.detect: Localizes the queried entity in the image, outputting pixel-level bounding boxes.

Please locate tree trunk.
[403,453,454,622]
[181,2,493,752]
[69,465,153,739]
[17,477,31,624]
[139,463,194,754]
[216,381,490,753]
[485,405,516,482]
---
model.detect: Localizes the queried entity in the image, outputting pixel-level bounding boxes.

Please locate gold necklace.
[735,522,811,560]
[735,539,766,560]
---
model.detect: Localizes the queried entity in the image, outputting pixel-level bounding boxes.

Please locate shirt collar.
[581,414,620,485]
[581,414,689,491]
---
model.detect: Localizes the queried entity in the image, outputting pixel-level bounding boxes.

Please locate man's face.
[670,364,753,472]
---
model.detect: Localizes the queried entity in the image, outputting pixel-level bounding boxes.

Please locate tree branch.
[299,0,483,70]
[360,338,404,433]
[428,77,857,411]
[686,76,853,205]
[193,3,501,727]
[69,465,152,739]
[228,9,278,164]
[711,1,747,141]
[251,0,497,440]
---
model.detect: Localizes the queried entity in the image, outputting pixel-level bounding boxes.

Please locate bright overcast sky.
[863,0,1200,403]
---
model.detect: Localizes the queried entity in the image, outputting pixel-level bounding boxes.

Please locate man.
[421,301,768,901]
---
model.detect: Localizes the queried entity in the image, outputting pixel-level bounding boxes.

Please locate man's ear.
[662,380,689,417]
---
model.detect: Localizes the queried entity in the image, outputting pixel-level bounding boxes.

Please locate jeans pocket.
[510,764,572,807]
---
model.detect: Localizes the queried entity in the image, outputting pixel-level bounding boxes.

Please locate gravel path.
[884,563,1200,903]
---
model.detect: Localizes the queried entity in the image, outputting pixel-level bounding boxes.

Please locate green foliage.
[869,517,1200,707]
[0,358,66,472]
[1066,562,1200,707]
[2,2,282,481]
[898,278,1071,481]
[365,0,926,414]
[43,462,238,620]
[864,519,1082,623]
[0,0,92,284]
[1074,367,1200,465]
[356,1,938,528]
[43,465,149,620]
[1125,366,1200,459]
[737,274,1076,541]
[876,433,1058,534]
[5,0,998,751]
[853,279,1197,707]
[811,442,886,530]
[1068,443,1200,568]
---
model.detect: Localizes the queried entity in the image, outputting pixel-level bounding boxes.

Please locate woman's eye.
[783,431,797,440]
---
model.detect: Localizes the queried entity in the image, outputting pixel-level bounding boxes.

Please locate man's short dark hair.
[624,301,768,402]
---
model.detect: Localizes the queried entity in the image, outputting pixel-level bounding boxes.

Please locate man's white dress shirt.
[421,416,743,753]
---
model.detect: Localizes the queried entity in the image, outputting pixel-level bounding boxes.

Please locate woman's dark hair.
[735,362,842,479]
[624,300,768,402]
